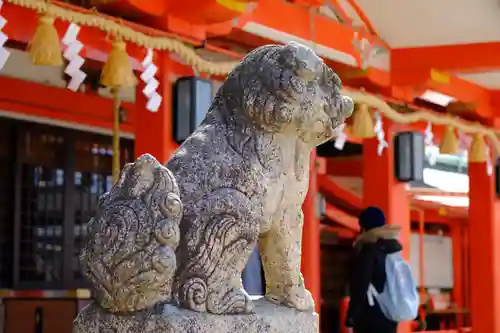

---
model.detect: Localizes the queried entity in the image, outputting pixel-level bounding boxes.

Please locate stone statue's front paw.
[266,287,315,312]
[207,287,254,314]
[285,287,315,312]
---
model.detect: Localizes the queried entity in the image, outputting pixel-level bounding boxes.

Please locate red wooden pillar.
[362,121,411,333]
[135,52,178,162]
[463,224,471,326]
[301,150,321,313]
[468,161,500,333]
[451,220,464,327]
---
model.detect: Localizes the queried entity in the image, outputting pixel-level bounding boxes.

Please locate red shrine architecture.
[0,1,498,333]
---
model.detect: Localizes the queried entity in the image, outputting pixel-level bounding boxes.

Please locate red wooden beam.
[390,43,495,120]
[317,174,362,208]
[326,157,362,177]
[96,0,168,17]
[427,77,492,119]
[390,77,491,120]
[240,0,385,69]
[324,202,360,231]
[0,75,136,133]
[392,43,500,75]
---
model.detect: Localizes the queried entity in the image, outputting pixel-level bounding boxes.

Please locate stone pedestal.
[74,299,319,333]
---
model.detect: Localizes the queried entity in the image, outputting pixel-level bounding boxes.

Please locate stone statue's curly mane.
[213,43,346,141]
[79,156,183,313]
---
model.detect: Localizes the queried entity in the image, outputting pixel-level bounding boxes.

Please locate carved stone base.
[74,298,319,333]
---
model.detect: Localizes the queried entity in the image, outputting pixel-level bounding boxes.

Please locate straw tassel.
[100,39,137,89]
[469,133,487,163]
[352,103,375,139]
[28,15,63,66]
[439,126,458,155]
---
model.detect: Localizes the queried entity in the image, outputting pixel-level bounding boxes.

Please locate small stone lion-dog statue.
[79,42,354,317]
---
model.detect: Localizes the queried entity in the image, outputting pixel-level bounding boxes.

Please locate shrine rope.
[343,89,500,155]
[6,0,240,75]
[6,0,500,155]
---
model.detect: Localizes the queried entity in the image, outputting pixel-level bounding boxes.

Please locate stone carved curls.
[78,42,354,319]
[80,154,182,313]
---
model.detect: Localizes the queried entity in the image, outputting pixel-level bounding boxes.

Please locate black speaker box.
[394,131,424,182]
[173,76,213,144]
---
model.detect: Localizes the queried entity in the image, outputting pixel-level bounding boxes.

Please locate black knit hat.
[359,206,386,231]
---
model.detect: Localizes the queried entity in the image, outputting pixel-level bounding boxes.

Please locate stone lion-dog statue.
[79,42,354,318]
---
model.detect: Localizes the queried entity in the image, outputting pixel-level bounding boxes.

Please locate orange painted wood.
[93,0,169,16]
[6,0,496,124]
[0,75,135,133]
[390,45,492,119]
[451,222,465,329]
[339,297,350,333]
[326,157,363,177]
[325,202,360,231]
[301,152,321,314]
[462,229,470,326]
[317,174,362,208]
[392,43,500,75]
[246,0,382,62]
[468,161,500,333]
[93,0,258,40]
[165,0,256,25]
[292,0,326,5]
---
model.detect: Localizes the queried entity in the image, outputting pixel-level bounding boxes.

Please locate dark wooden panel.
[0,118,15,287]
[320,240,353,333]
[5,299,76,333]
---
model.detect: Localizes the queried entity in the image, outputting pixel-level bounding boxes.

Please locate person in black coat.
[346,206,403,333]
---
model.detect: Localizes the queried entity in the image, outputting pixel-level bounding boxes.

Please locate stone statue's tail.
[79,154,183,314]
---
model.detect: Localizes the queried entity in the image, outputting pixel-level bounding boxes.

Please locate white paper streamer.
[62,23,86,92]
[457,130,471,172]
[427,148,438,166]
[424,122,433,146]
[374,112,388,156]
[0,1,10,71]
[424,122,438,166]
[141,49,162,112]
[486,146,493,176]
[334,124,347,150]
[457,129,471,151]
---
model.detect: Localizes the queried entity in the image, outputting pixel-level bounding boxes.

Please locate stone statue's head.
[217,41,354,145]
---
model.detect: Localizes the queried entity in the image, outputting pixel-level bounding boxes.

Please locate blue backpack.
[366,251,419,322]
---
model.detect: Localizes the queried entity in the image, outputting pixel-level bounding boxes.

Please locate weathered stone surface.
[80,154,183,313]
[74,298,319,333]
[166,41,354,315]
[75,41,353,333]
